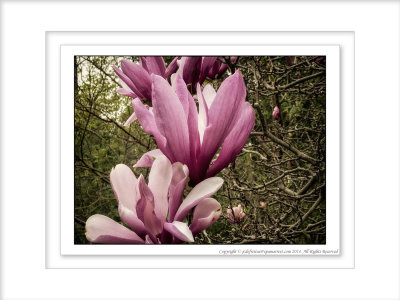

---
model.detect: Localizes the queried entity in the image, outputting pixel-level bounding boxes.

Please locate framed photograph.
[1,1,399,300]
[48,33,350,268]
[62,45,339,256]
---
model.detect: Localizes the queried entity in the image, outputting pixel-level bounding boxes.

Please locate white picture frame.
[1,1,399,299]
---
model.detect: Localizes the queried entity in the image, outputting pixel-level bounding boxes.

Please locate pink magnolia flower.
[85,156,223,244]
[113,57,180,126]
[272,106,280,120]
[227,204,246,223]
[113,57,166,100]
[132,70,255,185]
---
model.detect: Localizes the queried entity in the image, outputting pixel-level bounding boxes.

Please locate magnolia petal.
[175,57,185,76]
[173,74,190,118]
[199,56,218,82]
[181,56,202,87]
[117,88,137,98]
[233,205,241,219]
[190,198,222,235]
[141,56,166,78]
[121,60,152,100]
[113,65,144,99]
[145,235,155,244]
[206,101,255,177]
[208,60,221,79]
[197,83,209,144]
[186,97,201,181]
[165,56,180,79]
[133,149,165,168]
[136,175,163,236]
[198,70,246,177]
[110,164,147,236]
[148,156,173,223]
[151,74,191,165]
[119,78,133,92]
[117,80,137,98]
[226,208,235,223]
[174,177,223,222]
[217,63,229,77]
[85,214,144,244]
[168,162,189,222]
[163,221,194,243]
[174,75,200,177]
[202,84,217,109]
[132,98,174,161]
[139,57,149,72]
[124,112,137,126]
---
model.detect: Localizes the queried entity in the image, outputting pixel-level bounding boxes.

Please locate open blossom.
[113,57,167,100]
[115,56,238,126]
[113,57,180,126]
[132,70,255,185]
[227,204,246,223]
[272,106,280,120]
[85,156,223,244]
[259,201,266,207]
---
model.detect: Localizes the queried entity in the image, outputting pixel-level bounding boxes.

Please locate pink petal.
[207,60,221,78]
[173,74,190,118]
[186,95,201,180]
[121,60,152,100]
[124,98,140,127]
[198,70,246,177]
[112,65,144,99]
[110,164,146,236]
[133,149,165,168]
[163,221,194,243]
[145,235,155,244]
[117,88,137,98]
[141,56,166,77]
[181,56,202,87]
[148,156,173,223]
[168,162,189,222]
[233,206,241,219]
[197,83,209,144]
[206,101,255,177]
[199,56,217,82]
[124,112,137,126]
[174,75,200,177]
[189,198,221,235]
[117,79,137,98]
[85,214,144,244]
[226,209,234,223]
[165,57,180,79]
[151,75,191,166]
[132,98,174,162]
[217,63,228,77]
[136,175,163,236]
[202,84,217,109]
[174,177,223,222]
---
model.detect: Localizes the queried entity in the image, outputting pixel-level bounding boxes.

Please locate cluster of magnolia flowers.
[85,56,255,244]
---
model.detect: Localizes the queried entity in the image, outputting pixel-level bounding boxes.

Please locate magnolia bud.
[272,106,280,120]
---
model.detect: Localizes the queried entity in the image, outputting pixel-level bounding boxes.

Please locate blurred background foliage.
[74,56,326,244]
